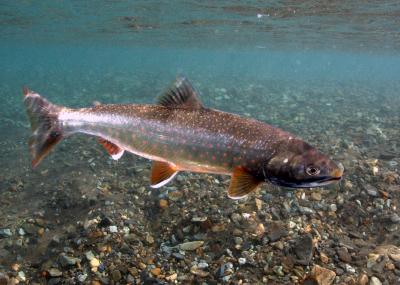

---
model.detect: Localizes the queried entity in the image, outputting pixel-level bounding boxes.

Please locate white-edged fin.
[98,138,124,160]
[111,149,124,160]
[150,161,178,188]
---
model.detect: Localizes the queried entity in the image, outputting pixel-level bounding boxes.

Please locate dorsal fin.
[157,77,204,109]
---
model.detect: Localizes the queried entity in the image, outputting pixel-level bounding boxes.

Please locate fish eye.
[306,166,320,176]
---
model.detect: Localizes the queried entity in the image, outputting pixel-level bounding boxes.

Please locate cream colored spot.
[283,158,288,163]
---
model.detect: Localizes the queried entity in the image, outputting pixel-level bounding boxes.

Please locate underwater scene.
[1,1,400,285]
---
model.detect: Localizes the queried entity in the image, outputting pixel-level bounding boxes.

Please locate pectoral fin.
[228,167,261,199]
[150,161,178,188]
[98,138,124,160]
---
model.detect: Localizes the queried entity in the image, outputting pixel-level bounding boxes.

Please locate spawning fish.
[23,77,343,199]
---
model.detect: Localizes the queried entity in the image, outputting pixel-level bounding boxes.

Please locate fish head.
[264,141,343,188]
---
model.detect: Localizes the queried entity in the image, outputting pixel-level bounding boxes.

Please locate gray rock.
[298,206,315,215]
[58,254,80,267]
[48,268,62,277]
[365,184,378,197]
[293,234,314,265]
[0,228,12,238]
[267,222,288,242]
[390,213,400,224]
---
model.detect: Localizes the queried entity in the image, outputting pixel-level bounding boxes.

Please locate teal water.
[1,1,400,284]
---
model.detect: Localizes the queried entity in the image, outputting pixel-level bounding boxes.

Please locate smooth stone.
[358,273,368,285]
[369,276,382,285]
[109,226,118,233]
[0,229,12,238]
[48,268,62,277]
[337,247,352,263]
[85,251,95,261]
[178,241,204,251]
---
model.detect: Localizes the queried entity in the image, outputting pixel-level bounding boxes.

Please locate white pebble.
[109,225,118,233]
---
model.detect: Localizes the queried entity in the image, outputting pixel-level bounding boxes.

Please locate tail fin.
[23,87,63,168]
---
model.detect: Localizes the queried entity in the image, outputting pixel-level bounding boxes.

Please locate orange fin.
[150,161,178,188]
[98,138,124,160]
[228,167,262,199]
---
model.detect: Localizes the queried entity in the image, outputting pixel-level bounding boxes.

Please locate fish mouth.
[269,175,342,189]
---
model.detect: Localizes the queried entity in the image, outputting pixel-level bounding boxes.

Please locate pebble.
[17,272,25,282]
[267,222,288,242]
[234,237,243,245]
[310,265,336,285]
[293,234,314,265]
[78,274,88,282]
[197,262,208,269]
[109,225,118,233]
[90,258,100,268]
[358,273,368,285]
[337,247,352,263]
[145,234,155,245]
[59,254,80,267]
[166,273,177,281]
[48,268,62,277]
[329,204,337,212]
[365,185,378,197]
[238,257,246,265]
[190,266,209,277]
[0,273,9,285]
[0,228,12,238]
[159,199,168,209]
[369,276,382,285]
[298,206,315,215]
[178,240,204,251]
[273,265,284,276]
[320,252,329,264]
[111,270,122,281]
[345,264,356,274]
[85,251,95,261]
[217,262,233,278]
[150,267,161,276]
[311,192,322,201]
[390,213,400,224]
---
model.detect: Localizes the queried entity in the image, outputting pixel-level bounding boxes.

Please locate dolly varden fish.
[23,77,343,199]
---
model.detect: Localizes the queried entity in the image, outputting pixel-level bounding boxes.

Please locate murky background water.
[0,1,399,284]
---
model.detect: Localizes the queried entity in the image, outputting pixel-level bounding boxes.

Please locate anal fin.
[228,167,261,199]
[150,161,178,188]
[98,138,124,160]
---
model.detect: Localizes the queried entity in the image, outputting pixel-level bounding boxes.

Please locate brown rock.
[150,267,161,276]
[159,199,168,209]
[310,265,336,285]
[320,252,329,264]
[358,273,368,285]
[111,270,122,282]
[0,273,9,285]
[337,247,352,263]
